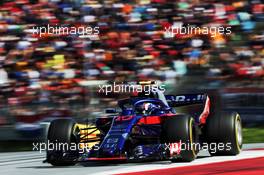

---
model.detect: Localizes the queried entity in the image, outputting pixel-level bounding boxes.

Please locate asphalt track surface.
[0,144,263,175]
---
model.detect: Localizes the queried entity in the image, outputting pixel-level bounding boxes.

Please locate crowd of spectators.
[0,0,263,124]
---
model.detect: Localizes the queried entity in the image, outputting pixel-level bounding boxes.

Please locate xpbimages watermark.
[31,24,100,38]
[164,24,232,38]
[165,141,232,155]
[32,140,99,153]
[98,82,166,95]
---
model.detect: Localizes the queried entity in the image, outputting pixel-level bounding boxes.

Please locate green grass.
[243,127,264,143]
[0,141,33,152]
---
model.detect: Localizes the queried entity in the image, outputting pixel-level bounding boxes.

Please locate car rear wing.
[165,93,208,107]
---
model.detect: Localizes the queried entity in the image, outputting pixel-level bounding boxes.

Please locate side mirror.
[105,108,117,114]
[164,106,171,111]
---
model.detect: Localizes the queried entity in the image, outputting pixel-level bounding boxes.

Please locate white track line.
[0,158,45,166]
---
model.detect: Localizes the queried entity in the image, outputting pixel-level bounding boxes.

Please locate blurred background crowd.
[0,0,263,146]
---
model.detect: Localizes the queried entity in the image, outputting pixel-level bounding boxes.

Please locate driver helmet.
[143,103,157,115]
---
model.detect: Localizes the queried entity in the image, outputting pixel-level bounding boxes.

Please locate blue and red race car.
[45,84,243,166]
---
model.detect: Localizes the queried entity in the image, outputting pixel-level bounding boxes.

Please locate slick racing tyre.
[47,119,80,166]
[206,112,242,156]
[162,115,199,162]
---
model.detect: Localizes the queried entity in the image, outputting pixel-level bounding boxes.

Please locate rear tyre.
[206,112,242,156]
[47,119,80,166]
[162,115,199,162]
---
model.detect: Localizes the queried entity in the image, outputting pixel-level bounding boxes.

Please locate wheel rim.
[235,117,242,147]
[189,118,197,157]
[72,125,80,143]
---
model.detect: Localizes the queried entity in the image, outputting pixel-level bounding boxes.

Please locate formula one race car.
[44,84,243,166]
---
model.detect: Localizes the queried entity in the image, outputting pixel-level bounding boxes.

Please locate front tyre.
[162,115,199,162]
[46,119,80,166]
[206,112,242,155]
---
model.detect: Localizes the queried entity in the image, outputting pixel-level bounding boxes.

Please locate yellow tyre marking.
[189,118,196,157]
[235,114,242,152]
